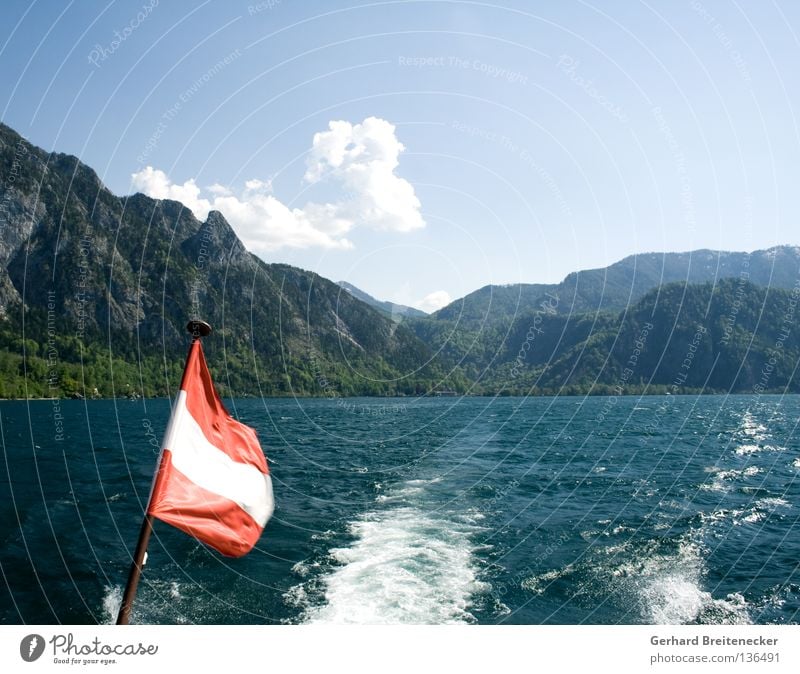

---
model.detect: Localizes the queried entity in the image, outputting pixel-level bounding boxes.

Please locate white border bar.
[2,625,798,673]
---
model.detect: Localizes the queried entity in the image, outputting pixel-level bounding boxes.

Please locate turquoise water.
[1,395,799,624]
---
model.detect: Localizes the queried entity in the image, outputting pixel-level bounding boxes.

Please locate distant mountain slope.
[478,278,800,394]
[433,247,800,328]
[0,122,454,397]
[413,246,800,385]
[337,281,427,320]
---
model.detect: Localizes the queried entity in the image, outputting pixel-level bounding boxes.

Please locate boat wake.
[287,478,488,624]
[522,534,752,624]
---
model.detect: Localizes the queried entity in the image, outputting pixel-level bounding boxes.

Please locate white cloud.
[305,117,424,233]
[415,290,452,313]
[209,192,352,251]
[130,116,424,253]
[130,166,210,215]
[243,178,271,194]
[207,183,232,197]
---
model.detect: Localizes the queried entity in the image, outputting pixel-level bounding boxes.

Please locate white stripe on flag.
[162,391,274,526]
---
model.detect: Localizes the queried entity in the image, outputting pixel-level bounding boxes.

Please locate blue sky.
[2,0,799,311]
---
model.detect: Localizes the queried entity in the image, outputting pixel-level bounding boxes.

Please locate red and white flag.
[147,340,274,557]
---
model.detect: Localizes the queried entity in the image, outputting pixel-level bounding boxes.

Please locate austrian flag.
[148,340,274,557]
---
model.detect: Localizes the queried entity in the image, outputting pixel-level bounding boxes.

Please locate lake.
[1,394,798,624]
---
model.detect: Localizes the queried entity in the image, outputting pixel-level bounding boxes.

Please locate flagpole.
[116,320,212,625]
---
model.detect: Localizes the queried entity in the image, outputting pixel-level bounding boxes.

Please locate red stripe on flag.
[149,450,263,557]
[181,341,268,474]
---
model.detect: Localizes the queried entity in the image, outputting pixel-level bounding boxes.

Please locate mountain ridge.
[433,246,800,327]
[0,121,454,398]
[1,120,798,398]
[336,281,428,320]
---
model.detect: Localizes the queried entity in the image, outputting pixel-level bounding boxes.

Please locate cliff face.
[0,122,444,397]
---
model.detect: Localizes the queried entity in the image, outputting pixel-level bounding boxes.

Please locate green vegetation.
[428,278,800,396]
[0,122,458,398]
[1,121,798,399]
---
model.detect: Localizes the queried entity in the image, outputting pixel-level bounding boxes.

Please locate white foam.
[101,578,196,624]
[311,529,336,541]
[716,466,762,479]
[374,476,444,504]
[755,497,790,510]
[734,444,761,456]
[741,511,765,524]
[699,509,729,524]
[616,540,751,624]
[405,477,442,486]
[702,465,763,491]
[708,497,788,527]
[735,443,784,456]
[101,585,122,624]
[493,600,512,616]
[521,565,575,596]
[283,583,308,608]
[703,497,788,527]
[292,560,320,578]
[641,573,707,624]
[169,581,181,600]
[375,485,423,503]
[297,507,487,624]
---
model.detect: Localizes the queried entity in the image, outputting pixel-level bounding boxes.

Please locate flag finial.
[187,320,212,340]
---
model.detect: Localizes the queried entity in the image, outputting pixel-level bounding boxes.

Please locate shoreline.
[0,390,796,402]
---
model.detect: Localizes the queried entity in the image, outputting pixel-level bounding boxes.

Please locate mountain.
[476,278,800,394]
[412,246,800,382]
[337,281,427,320]
[433,247,800,328]
[1,120,798,398]
[0,122,456,398]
